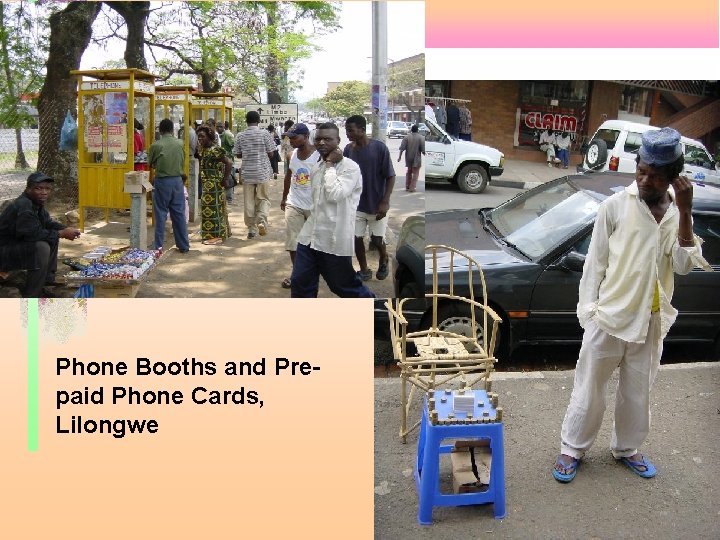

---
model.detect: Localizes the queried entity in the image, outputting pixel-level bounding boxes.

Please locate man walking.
[291,123,374,298]
[344,114,395,281]
[280,123,318,290]
[398,124,425,192]
[553,128,710,483]
[0,172,81,297]
[234,111,275,239]
[148,119,190,253]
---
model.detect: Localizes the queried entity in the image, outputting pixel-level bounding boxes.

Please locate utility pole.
[371,2,387,141]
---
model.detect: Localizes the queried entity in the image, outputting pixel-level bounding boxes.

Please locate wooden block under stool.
[450,444,492,493]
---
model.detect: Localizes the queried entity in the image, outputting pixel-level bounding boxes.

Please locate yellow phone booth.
[154,85,193,179]
[190,92,234,130]
[71,69,156,231]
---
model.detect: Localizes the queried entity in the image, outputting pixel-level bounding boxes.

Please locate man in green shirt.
[148,118,190,252]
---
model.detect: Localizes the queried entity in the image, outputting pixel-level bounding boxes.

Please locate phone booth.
[71,69,156,230]
[190,92,234,131]
[154,85,193,180]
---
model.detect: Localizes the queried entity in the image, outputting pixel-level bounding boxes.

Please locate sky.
[80,1,425,104]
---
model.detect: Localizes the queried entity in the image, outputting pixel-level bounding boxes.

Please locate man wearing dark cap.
[279,123,318,289]
[0,172,81,297]
[552,128,710,483]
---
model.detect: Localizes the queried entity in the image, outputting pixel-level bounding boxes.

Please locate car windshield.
[487,179,602,259]
[422,120,449,143]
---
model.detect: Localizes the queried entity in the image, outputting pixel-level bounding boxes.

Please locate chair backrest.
[386,245,502,388]
[426,244,494,357]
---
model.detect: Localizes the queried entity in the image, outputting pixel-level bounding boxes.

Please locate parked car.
[423,117,504,194]
[581,120,720,187]
[387,172,720,360]
[387,121,410,138]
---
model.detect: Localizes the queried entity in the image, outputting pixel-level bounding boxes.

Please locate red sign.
[524,111,578,133]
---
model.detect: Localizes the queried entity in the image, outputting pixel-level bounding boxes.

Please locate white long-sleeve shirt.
[577,182,711,343]
[296,157,362,257]
[539,131,556,146]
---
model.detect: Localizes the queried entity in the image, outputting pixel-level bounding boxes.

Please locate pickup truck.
[423,117,505,194]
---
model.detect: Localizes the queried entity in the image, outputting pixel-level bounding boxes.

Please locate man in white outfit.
[553,127,711,483]
[539,128,560,167]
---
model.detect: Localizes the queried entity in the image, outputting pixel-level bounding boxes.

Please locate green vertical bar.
[28,298,39,452]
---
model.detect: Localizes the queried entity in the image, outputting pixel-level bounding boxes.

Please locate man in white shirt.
[539,128,560,167]
[291,123,375,298]
[553,128,711,483]
[280,123,318,289]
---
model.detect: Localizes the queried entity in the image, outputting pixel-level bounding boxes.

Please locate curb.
[491,179,542,190]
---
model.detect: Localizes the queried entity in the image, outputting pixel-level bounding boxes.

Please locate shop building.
[426,80,720,164]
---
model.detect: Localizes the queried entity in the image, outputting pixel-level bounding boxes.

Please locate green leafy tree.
[322,81,370,119]
[304,97,326,117]
[251,1,340,104]
[0,1,48,169]
[388,55,424,122]
[143,2,267,96]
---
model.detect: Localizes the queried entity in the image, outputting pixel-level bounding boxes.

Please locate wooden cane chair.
[386,244,503,442]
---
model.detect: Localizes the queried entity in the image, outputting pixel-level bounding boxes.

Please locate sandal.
[552,455,579,483]
[202,237,223,246]
[617,454,657,478]
[281,277,291,289]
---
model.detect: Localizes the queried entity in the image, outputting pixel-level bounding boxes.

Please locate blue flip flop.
[552,456,579,483]
[618,455,657,478]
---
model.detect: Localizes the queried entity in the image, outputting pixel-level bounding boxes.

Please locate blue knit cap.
[639,127,682,166]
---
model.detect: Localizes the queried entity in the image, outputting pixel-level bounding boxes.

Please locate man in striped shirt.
[233,111,276,238]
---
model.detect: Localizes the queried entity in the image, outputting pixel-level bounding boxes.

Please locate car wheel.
[456,164,489,194]
[433,302,508,360]
[584,139,608,170]
[399,281,422,299]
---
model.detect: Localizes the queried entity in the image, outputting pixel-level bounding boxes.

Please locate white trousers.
[560,312,662,459]
[540,143,556,161]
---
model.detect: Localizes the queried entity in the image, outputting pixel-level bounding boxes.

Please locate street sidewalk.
[492,158,577,190]
[374,362,719,539]
[0,175,402,298]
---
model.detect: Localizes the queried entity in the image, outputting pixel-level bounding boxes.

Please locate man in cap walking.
[552,127,711,482]
[0,172,81,297]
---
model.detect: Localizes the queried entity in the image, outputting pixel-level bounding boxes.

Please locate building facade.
[426,80,720,164]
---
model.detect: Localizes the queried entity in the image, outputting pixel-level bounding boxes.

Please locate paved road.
[425,182,524,212]
[374,363,720,539]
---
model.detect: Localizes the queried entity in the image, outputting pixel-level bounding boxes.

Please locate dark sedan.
[390,172,720,360]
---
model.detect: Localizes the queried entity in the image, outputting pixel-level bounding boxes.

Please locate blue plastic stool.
[414,389,506,524]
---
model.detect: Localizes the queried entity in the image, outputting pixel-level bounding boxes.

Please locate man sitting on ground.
[0,172,81,297]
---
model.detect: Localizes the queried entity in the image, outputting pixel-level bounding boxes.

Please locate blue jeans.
[152,176,190,251]
[557,148,570,167]
[291,243,376,298]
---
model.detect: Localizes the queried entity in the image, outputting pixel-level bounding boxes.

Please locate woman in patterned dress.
[197,125,233,245]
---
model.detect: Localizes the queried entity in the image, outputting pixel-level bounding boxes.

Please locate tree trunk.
[13,127,29,169]
[0,3,29,169]
[105,2,150,69]
[37,2,101,197]
[264,3,282,104]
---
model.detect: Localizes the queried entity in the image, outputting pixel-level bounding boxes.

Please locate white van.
[582,120,720,186]
[422,117,505,194]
